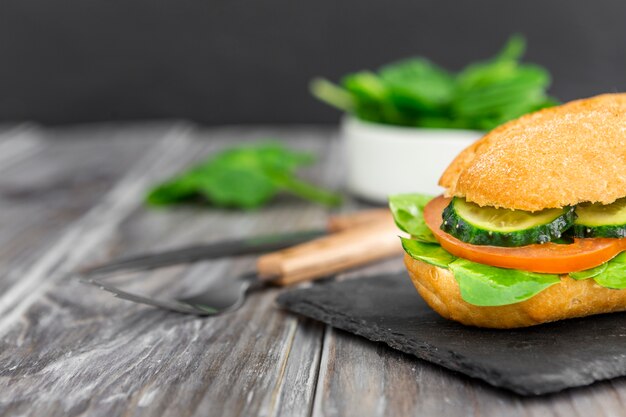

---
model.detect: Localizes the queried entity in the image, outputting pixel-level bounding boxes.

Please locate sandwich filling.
[390,193,626,307]
[442,196,626,245]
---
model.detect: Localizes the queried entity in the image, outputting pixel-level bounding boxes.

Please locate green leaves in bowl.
[312,35,558,131]
[146,143,342,210]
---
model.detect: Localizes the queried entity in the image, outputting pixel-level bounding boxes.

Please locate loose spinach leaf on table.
[311,34,558,130]
[146,143,342,210]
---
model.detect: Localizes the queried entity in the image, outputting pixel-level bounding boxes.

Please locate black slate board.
[277,271,626,395]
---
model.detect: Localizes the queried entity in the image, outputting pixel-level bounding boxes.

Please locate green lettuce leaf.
[569,263,608,280]
[592,252,626,289]
[392,195,562,307]
[400,238,456,268]
[388,193,437,242]
[400,233,560,306]
[392,191,626,306]
[567,252,626,289]
[449,259,560,307]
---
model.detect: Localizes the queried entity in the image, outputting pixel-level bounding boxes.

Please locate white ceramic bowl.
[342,117,483,203]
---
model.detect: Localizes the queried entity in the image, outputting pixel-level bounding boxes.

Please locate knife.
[80,210,401,316]
[80,209,392,277]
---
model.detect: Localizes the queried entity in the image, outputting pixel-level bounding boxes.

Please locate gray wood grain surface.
[1,123,626,417]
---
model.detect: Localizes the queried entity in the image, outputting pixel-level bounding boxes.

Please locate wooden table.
[1,123,625,417]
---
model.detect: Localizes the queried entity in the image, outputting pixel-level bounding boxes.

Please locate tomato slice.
[424,196,626,274]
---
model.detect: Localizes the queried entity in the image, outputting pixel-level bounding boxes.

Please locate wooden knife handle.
[326,209,393,232]
[257,220,402,286]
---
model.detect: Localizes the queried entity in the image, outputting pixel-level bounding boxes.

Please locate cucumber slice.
[571,198,626,238]
[441,198,576,247]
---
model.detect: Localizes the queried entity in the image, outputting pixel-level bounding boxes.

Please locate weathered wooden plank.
[266,318,325,417]
[0,123,198,327]
[0,123,195,299]
[0,127,339,417]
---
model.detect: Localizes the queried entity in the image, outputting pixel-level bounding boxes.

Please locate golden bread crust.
[405,254,626,328]
[440,93,626,211]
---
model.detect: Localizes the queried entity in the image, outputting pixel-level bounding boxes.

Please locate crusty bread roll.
[440,93,626,211]
[405,254,626,328]
[405,93,626,328]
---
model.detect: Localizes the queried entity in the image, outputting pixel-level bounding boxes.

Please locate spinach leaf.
[309,78,355,113]
[568,252,626,289]
[569,263,608,280]
[379,58,455,115]
[388,193,437,242]
[391,193,562,306]
[311,35,557,130]
[449,259,560,307]
[401,237,457,268]
[592,252,626,289]
[400,233,559,306]
[146,143,341,210]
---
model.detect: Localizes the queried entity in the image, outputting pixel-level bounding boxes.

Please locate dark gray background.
[0,0,624,125]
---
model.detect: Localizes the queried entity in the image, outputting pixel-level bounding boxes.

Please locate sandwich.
[389,93,626,328]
